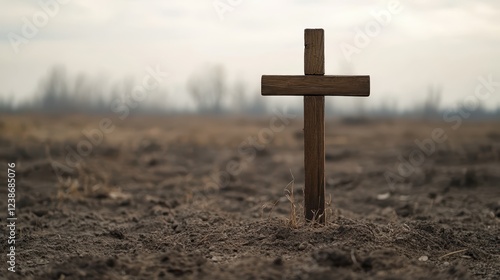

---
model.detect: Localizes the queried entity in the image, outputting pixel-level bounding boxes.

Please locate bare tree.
[353,98,367,117]
[247,91,267,114]
[37,65,70,111]
[187,64,227,114]
[422,84,442,119]
[0,95,14,113]
[231,79,246,113]
[376,98,398,117]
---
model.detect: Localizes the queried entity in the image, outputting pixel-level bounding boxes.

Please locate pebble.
[298,242,308,250]
[377,192,391,200]
[418,255,429,262]
[174,224,183,233]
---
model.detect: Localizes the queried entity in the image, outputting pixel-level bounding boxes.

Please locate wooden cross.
[261,29,370,224]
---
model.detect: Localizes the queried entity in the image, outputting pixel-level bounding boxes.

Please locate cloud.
[1,0,499,109]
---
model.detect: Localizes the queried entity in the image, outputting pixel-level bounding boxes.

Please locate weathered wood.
[304,29,324,75]
[304,95,325,223]
[259,28,370,225]
[261,75,370,96]
[304,29,325,223]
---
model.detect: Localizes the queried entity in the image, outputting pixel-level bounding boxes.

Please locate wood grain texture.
[304,95,325,223]
[304,29,324,75]
[261,75,370,96]
[259,28,371,225]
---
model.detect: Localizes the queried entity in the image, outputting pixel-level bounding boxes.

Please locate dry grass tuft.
[283,169,335,228]
[55,164,115,201]
[284,169,299,228]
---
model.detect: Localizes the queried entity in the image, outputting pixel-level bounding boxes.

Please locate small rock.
[443,261,450,266]
[488,211,495,219]
[33,209,48,217]
[399,195,410,201]
[273,257,283,266]
[312,248,353,267]
[381,207,396,217]
[298,242,308,250]
[109,229,124,239]
[396,204,413,217]
[200,213,209,221]
[377,192,391,200]
[275,228,290,240]
[418,255,429,262]
[172,223,183,233]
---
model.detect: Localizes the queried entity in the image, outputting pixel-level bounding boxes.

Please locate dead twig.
[439,249,468,259]
[261,199,279,220]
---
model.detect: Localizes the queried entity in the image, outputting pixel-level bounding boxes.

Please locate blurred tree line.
[1,65,499,120]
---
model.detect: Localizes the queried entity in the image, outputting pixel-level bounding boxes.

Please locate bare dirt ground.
[0,114,499,279]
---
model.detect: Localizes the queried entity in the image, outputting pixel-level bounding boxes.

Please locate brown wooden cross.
[261,29,370,224]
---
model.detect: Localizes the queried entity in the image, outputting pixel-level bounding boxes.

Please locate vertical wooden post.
[304,29,324,75]
[304,29,326,223]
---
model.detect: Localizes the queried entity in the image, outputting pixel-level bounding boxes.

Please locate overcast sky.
[1,0,499,111]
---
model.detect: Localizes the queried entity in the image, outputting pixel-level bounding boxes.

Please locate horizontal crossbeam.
[261,75,370,96]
